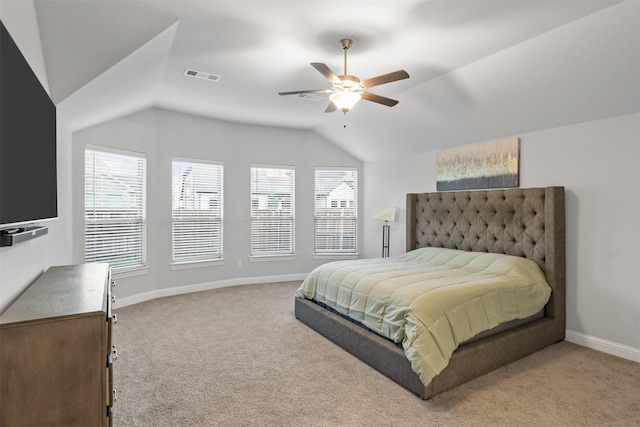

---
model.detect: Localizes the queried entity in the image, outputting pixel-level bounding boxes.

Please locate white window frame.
[250,165,295,259]
[314,167,358,257]
[171,158,224,268]
[84,145,147,274]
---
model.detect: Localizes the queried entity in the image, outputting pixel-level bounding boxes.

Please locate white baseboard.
[565,330,640,363]
[114,273,308,308]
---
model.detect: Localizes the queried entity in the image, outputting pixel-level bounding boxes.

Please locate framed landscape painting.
[437,138,519,191]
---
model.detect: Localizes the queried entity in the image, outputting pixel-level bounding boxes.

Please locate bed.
[294,186,565,398]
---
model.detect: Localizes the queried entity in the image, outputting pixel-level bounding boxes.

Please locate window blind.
[314,168,357,254]
[85,148,146,270]
[250,166,295,256]
[172,159,223,262]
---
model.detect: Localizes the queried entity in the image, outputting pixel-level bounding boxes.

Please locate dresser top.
[0,264,110,326]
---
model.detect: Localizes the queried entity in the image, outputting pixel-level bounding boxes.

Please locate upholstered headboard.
[406,187,565,334]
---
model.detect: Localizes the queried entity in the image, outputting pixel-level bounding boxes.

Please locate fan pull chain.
[341,112,348,146]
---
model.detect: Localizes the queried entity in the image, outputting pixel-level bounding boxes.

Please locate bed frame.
[295,186,565,399]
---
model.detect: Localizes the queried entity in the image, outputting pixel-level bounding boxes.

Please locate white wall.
[362,113,640,360]
[71,108,362,304]
[0,2,73,311]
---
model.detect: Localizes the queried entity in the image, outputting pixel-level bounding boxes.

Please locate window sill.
[113,266,149,280]
[249,254,297,262]
[170,259,225,270]
[313,253,360,260]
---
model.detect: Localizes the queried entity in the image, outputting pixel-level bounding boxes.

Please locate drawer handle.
[112,344,118,360]
[112,388,118,402]
[111,294,116,304]
[111,279,116,288]
[112,314,118,324]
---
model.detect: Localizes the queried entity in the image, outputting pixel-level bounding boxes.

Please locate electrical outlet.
[237,261,242,268]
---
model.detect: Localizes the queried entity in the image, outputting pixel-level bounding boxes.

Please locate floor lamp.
[373,206,399,258]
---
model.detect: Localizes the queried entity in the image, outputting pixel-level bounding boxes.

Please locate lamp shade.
[329,91,361,112]
[373,206,398,222]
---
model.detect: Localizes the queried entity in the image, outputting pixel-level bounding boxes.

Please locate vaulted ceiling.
[23,1,640,161]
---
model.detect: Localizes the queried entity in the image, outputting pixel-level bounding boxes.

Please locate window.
[172,159,223,263]
[85,147,146,271]
[314,168,357,254]
[250,166,295,256]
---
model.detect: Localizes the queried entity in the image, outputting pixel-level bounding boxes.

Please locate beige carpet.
[113,281,640,427]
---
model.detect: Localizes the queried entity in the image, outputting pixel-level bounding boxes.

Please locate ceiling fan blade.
[361,70,410,88]
[361,92,399,107]
[324,102,337,113]
[311,63,342,85]
[278,89,331,96]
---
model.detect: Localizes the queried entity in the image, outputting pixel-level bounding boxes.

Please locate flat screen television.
[0,20,57,230]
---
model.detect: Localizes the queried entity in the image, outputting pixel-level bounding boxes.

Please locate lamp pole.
[382,220,390,258]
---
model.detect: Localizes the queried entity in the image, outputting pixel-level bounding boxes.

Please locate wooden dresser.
[0,263,116,426]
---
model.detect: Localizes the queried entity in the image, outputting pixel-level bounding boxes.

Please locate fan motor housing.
[335,75,362,91]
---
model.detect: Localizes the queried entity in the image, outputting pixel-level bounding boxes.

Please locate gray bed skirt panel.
[295,296,563,399]
[294,297,424,396]
[425,318,563,397]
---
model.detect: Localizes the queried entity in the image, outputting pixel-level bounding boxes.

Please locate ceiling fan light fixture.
[279,38,409,113]
[330,91,361,113]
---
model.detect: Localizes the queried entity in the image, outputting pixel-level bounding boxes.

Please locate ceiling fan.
[279,39,409,113]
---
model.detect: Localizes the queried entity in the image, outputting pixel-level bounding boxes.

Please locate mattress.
[295,247,552,386]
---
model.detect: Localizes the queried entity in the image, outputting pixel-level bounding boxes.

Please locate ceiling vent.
[184,68,221,82]
[295,93,322,102]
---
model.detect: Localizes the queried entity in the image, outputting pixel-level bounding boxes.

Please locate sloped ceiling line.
[33,0,638,162]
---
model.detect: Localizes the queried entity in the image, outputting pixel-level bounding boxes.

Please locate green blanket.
[295,247,551,386]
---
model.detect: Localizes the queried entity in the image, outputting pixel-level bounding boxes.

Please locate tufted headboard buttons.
[406,187,563,274]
